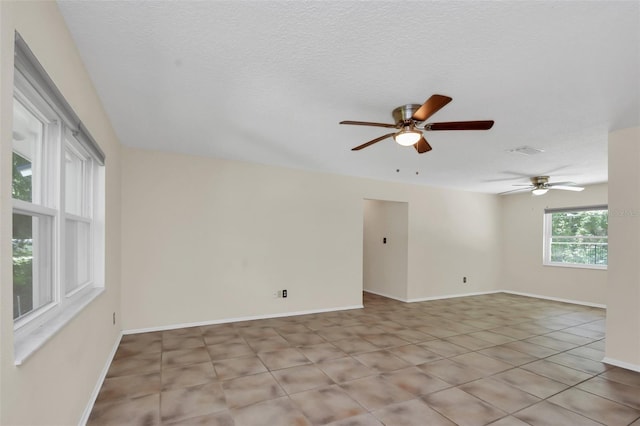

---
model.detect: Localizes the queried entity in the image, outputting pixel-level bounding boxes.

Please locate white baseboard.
[366,288,606,309]
[79,331,123,426]
[406,290,500,303]
[500,290,606,309]
[602,357,640,373]
[363,289,407,302]
[123,304,364,335]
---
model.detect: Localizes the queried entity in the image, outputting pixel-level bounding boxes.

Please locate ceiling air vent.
[506,146,545,156]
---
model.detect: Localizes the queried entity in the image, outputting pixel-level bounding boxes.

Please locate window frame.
[543,205,608,270]
[11,32,106,364]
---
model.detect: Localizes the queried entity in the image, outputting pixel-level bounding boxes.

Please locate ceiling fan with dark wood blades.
[339,94,494,154]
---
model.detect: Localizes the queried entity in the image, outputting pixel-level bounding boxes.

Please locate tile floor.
[88,292,640,425]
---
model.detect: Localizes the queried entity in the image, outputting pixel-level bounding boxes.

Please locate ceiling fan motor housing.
[392,104,422,125]
[531,176,549,188]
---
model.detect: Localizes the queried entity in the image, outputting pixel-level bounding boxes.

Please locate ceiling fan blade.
[412,94,452,122]
[426,120,494,131]
[499,187,533,195]
[351,132,395,151]
[414,136,433,154]
[549,185,585,192]
[340,120,398,129]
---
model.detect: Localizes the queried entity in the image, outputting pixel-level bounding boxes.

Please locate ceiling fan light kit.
[340,94,494,154]
[531,187,549,196]
[394,128,422,146]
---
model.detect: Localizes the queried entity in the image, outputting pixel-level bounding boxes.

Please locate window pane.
[549,209,608,266]
[66,219,91,293]
[65,148,86,216]
[12,99,44,203]
[13,213,53,320]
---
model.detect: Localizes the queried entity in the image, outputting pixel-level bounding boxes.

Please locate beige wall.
[606,127,640,370]
[121,147,503,330]
[0,2,122,425]
[500,183,608,305]
[363,199,408,300]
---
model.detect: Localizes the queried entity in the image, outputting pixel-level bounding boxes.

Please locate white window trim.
[542,205,608,270]
[11,32,106,365]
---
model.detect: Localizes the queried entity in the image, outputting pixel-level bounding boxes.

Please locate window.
[11,33,106,363]
[543,206,608,269]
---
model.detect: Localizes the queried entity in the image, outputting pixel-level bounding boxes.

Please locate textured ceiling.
[56,1,639,194]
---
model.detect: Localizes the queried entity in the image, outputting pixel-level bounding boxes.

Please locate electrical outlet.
[282,289,287,298]
[463,277,467,284]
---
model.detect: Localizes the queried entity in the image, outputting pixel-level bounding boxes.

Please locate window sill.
[14,287,104,366]
[543,262,607,271]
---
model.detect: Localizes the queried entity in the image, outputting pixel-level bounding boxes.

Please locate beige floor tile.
[444,334,496,350]
[478,346,537,366]
[299,342,347,363]
[107,351,161,378]
[418,339,470,357]
[513,400,602,426]
[521,359,593,385]
[162,347,211,368]
[422,387,506,426]
[381,367,451,396]
[91,292,616,425]
[282,331,326,346]
[164,410,234,425]
[332,337,380,355]
[486,415,531,425]
[524,335,579,351]
[566,345,605,361]
[162,327,202,339]
[501,340,559,358]
[202,333,244,346]
[289,385,366,424]
[206,341,254,361]
[317,356,376,383]
[388,344,442,365]
[162,334,205,351]
[549,387,640,425]
[88,393,160,426]
[162,362,217,390]
[492,368,569,399]
[468,330,516,345]
[576,376,640,409]
[160,382,226,423]
[220,373,285,410]
[341,375,413,410]
[361,333,410,349]
[96,372,160,403]
[374,399,456,426]
[272,364,334,394]
[232,396,311,426]
[245,335,291,352]
[324,413,384,425]
[354,350,411,372]
[459,378,540,413]
[257,347,310,370]
[114,338,162,359]
[546,352,610,375]
[418,358,485,386]
[449,352,513,375]
[393,328,437,343]
[213,355,268,380]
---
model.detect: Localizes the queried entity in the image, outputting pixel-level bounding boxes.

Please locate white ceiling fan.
[501,176,585,196]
